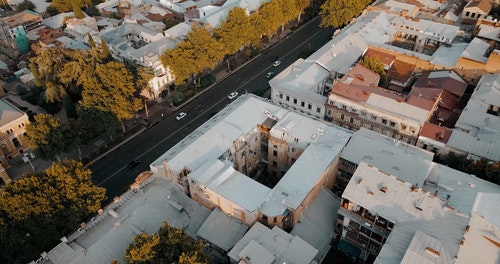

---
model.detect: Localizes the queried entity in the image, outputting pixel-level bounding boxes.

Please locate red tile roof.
[413,70,467,97]
[419,122,452,143]
[364,48,396,69]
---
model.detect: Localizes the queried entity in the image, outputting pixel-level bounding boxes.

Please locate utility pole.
[144,98,149,118]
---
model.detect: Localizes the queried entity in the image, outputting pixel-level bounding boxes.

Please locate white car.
[265,72,275,78]
[176,112,187,120]
[273,60,281,67]
[228,92,238,99]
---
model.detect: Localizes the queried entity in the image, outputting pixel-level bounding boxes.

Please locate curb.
[88,126,147,165]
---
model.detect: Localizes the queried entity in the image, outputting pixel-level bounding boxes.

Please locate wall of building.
[0,114,30,168]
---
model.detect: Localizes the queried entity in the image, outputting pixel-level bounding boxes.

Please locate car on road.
[273,60,281,67]
[228,92,238,99]
[265,72,275,78]
[128,159,141,169]
[176,112,187,120]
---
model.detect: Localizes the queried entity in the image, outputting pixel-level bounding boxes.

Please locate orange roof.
[419,122,452,143]
[364,48,396,68]
[466,0,493,13]
[406,95,436,111]
[388,59,415,83]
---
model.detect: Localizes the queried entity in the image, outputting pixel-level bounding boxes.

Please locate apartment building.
[325,63,433,144]
[150,94,352,231]
[336,161,500,262]
[334,127,434,194]
[446,73,500,161]
[461,0,493,23]
[0,98,30,175]
[0,10,43,56]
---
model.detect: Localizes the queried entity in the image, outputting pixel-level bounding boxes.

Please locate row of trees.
[161,0,310,85]
[0,161,106,263]
[319,0,373,28]
[436,153,500,185]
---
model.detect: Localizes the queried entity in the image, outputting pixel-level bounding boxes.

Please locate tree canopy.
[17,0,35,11]
[319,0,372,28]
[124,222,209,264]
[360,57,387,86]
[24,114,73,161]
[50,0,92,12]
[0,161,106,263]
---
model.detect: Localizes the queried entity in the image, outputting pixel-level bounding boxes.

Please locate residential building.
[336,161,500,262]
[150,94,352,231]
[325,63,432,144]
[461,0,493,23]
[412,70,468,99]
[0,98,30,181]
[474,18,500,48]
[446,73,500,161]
[416,122,453,155]
[334,127,434,194]
[228,222,318,264]
[43,173,212,264]
[0,10,43,57]
[455,37,500,83]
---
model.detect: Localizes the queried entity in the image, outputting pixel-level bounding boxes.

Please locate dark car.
[128,159,141,169]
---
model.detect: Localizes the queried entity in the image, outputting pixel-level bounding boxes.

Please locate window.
[273,150,277,157]
[316,107,321,113]
[371,114,377,120]
[401,124,407,130]
[382,118,387,125]
[286,96,290,101]
[293,98,297,104]
[273,144,277,149]
[294,138,299,143]
[340,114,345,120]
[361,111,366,117]
[390,121,396,127]
[12,138,21,148]
[349,117,354,123]
[327,109,332,115]
[342,105,347,110]
[465,11,470,17]
[301,102,305,107]
[279,93,283,99]
[308,104,312,110]
[272,161,277,167]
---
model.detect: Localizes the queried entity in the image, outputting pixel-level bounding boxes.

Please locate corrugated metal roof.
[196,208,248,251]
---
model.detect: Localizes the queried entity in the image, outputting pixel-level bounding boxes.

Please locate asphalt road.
[92,17,335,201]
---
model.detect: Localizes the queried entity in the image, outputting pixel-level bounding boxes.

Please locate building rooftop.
[464,0,493,13]
[341,128,434,186]
[447,74,500,161]
[45,175,211,264]
[418,122,452,144]
[0,99,28,128]
[343,162,450,224]
[423,163,500,214]
[196,208,248,251]
[0,10,41,28]
[188,159,271,212]
[291,188,339,262]
[460,37,491,63]
[228,222,318,264]
[364,48,396,70]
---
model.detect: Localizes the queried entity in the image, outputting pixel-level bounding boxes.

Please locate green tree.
[29,47,69,103]
[24,114,72,161]
[79,62,141,133]
[73,3,85,19]
[87,33,96,48]
[0,161,106,262]
[124,222,209,264]
[320,0,371,28]
[275,0,297,35]
[45,5,59,16]
[84,5,100,16]
[76,106,121,141]
[99,37,112,63]
[51,0,91,12]
[214,7,254,56]
[17,0,35,11]
[293,0,310,23]
[360,57,387,87]
[253,1,282,44]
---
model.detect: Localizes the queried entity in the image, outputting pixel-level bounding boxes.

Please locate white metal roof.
[341,128,434,186]
[342,162,450,224]
[188,159,271,212]
[270,59,330,106]
[366,93,431,122]
[447,74,500,161]
[460,37,490,63]
[423,163,500,214]
[228,222,318,264]
[291,188,339,262]
[45,175,211,264]
[196,208,248,251]
[455,193,500,264]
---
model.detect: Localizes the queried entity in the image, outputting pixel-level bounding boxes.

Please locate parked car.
[176,112,187,120]
[273,60,281,67]
[265,72,275,78]
[228,92,239,99]
[128,159,141,169]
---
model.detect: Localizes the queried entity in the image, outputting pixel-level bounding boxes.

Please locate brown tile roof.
[419,122,452,143]
[364,48,396,69]
[388,59,415,83]
[413,70,467,98]
[465,0,493,13]
[406,94,436,111]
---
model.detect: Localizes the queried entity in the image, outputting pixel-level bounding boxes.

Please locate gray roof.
[196,208,248,251]
[46,175,211,264]
[0,99,28,128]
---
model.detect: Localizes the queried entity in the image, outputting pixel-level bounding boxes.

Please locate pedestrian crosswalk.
[138,104,164,119]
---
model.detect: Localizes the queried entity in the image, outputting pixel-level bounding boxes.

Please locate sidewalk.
[5,15,318,181]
